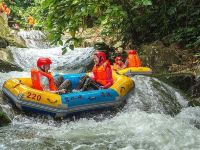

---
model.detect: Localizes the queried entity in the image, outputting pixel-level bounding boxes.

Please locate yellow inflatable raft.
[2,72,134,118]
[117,67,152,75]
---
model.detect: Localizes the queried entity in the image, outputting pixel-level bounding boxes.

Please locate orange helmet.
[37,57,52,67]
[128,50,136,55]
[94,51,106,63]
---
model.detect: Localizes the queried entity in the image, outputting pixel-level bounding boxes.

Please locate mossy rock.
[0,59,23,72]
[0,15,26,48]
[0,110,11,127]
[94,42,110,50]
[140,41,194,72]
[188,98,200,107]
[0,37,9,48]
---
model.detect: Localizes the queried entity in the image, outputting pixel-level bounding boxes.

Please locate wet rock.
[0,59,23,72]
[0,48,23,72]
[0,14,26,48]
[0,110,11,127]
[140,41,195,72]
[188,98,200,107]
[0,93,11,126]
[0,37,9,48]
[156,73,200,99]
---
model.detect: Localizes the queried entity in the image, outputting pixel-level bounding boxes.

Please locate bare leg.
[54,75,72,94]
[54,76,64,87]
[76,75,88,90]
[58,80,72,93]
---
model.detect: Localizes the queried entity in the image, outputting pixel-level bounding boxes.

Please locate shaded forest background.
[3,0,200,51]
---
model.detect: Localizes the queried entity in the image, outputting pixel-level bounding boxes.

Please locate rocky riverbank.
[0,14,25,73]
[0,13,25,126]
[139,41,200,105]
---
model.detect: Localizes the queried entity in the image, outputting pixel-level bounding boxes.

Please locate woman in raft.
[77,51,113,91]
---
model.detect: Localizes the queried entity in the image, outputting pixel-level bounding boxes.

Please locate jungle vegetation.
[2,0,200,56]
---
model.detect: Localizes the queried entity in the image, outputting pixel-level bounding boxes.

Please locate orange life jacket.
[4,7,10,15]
[92,60,113,85]
[0,3,4,12]
[127,54,141,67]
[28,16,35,25]
[31,69,57,91]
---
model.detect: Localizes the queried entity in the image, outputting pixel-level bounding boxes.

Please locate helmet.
[94,51,106,63]
[115,56,122,63]
[128,50,136,55]
[37,57,52,67]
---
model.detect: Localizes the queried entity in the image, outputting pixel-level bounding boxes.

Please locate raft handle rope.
[17,93,24,100]
[13,80,23,88]
[47,98,57,104]
[88,96,96,100]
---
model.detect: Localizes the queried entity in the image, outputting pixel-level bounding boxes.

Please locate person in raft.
[77,51,113,91]
[31,57,71,94]
[0,2,11,16]
[125,50,141,67]
[112,56,126,71]
[27,15,35,28]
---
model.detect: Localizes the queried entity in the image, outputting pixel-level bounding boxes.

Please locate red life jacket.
[92,61,113,85]
[31,69,57,91]
[127,54,141,67]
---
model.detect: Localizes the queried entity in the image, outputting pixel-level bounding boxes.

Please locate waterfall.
[17,30,50,48]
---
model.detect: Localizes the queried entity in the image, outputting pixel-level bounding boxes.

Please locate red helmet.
[37,57,52,67]
[94,51,106,63]
[128,50,136,55]
[115,56,122,62]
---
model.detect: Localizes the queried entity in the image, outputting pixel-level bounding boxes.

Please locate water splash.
[9,46,95,73]
[124,76,188,115]
[0,111,200,150]
[176,106,200,129]
[17,30,50,48]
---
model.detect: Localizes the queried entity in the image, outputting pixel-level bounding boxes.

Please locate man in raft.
[77,51,113,91]
[125,50,141,67]
[31,57,71,94]
[112,56,126,71]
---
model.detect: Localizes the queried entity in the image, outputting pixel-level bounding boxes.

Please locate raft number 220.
[27,92,41,101]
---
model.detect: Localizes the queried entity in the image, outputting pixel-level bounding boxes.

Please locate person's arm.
[121,62,126,69]
[124,59,128,67]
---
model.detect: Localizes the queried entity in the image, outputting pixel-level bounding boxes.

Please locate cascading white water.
[0,30,200,150]
[124,76,188,115]
[17,30,50,48]
[9,46,95,73]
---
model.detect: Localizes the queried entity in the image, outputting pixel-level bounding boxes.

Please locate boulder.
[0,37,9,48]
[0,14,26,48]
[0,59,23,72]
[0,92,11,127]
[0,110,11,127]
[140,41,195,72]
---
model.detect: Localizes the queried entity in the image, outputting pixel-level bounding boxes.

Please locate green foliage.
[40,0,129,53]
[3,0,42,29]
[4,0,199,51]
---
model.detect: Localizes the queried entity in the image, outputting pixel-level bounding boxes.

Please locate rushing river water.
[0,30,200,150]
